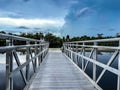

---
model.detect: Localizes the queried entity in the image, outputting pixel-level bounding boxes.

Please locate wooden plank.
[25,50,97,90]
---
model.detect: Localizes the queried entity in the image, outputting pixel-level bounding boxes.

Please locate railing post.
[26,41,30,81]
[47,43,49,55]
[43,45,45,58]
[76,43,78,52]
[76,43,79,65]
[68,44,70,57]
[41,45,43,62]
[38,42,41,66]
[67,44,69,56]
[82,42,85,70]
[64,44,66,54]
[93,42,97,81]
[65,44,66,53]
[66,43,68,56]
[6,39,13,90]
[70,44,73,59]
[35,42,37,72]
[69,43,71,58]
[117,40,120,90]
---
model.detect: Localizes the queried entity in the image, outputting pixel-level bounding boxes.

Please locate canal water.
[0,52,34,90]
[77,52,118,90]
[0,52,118,90]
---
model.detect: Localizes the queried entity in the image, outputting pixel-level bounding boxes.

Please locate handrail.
[10,48,48,77]
[0,33,41,42]
[0,43,48,52]
[65,37,120,43]
[63,37,120,90]
[0,34,49,90]
[64,44,120,50]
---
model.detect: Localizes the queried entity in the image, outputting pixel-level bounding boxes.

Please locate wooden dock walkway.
[25,49,97,90]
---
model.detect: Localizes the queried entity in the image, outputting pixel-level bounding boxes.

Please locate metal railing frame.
[0,34,49,90]
[63,38,120,90]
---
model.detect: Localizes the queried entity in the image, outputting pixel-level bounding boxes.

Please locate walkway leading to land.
[26,49,97,90]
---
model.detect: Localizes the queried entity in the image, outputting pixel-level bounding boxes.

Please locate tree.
[0,31,6,34]
[62,37,66,42]
[45,33,62,48]
[97,33,103,39]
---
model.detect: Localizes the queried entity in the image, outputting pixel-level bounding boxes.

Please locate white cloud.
[0,17,65,28]
[53,32,62,37]
[0,9,21,17]
[76,7,90,17]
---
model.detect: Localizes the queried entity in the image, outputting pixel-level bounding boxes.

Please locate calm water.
[0,52,34,90]
[76,52,118,90]
[0,52,118,90]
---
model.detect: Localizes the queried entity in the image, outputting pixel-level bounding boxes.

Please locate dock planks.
[25,49,97,90]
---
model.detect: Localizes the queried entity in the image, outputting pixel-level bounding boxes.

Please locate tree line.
[0,31,119,47]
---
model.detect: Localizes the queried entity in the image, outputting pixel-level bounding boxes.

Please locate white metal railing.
[0,34,49,90]
[63,38,120,90]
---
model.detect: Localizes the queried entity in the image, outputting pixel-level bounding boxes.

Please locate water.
[0,52,118,90]
[77,52,118,90]
[0,52,34,90]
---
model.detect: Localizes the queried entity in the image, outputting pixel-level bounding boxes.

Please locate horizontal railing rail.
[65,37,120,43]
[65,44,120,50]
[63,37,120,90]
[0,43,48,52]
[0,34,49,90]
[0,34,41,42]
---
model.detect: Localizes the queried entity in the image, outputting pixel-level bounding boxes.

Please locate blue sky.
[0,0,120,37]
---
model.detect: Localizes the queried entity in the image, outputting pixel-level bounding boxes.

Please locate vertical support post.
[43,44,45,58]
[38,42,41,66]
[66,44,68,56]
[82,42,85,70]
[70,43,71,50]
[117,40,120,90]
[67,44,69,56]
[68,44,70,57]
[70,44,73,60]
[67,44,69,57]
[41,45,43,62]
[43,45,45,58]
[76,43,78,65]
[63,43,64,53]
[26,41,30,81]
[69,43,71,58]
[6,39,13,90]
[66,44,67,55]
[64,44,65,53]
[63,44,64,53]
[47,43,49,55]
[66,44,67,54]
[76,43,78,52]
[93,42,97,81]
[35,42,37,72]
[43,45,44,59]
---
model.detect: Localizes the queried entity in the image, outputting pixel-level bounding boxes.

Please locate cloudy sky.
[0,0,120,37]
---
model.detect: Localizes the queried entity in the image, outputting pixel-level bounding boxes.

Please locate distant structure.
[66,35,70,42]
[116,33,120,37]
[97,33,103,38]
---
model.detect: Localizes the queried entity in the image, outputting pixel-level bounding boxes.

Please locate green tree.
[45,33,62,48]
